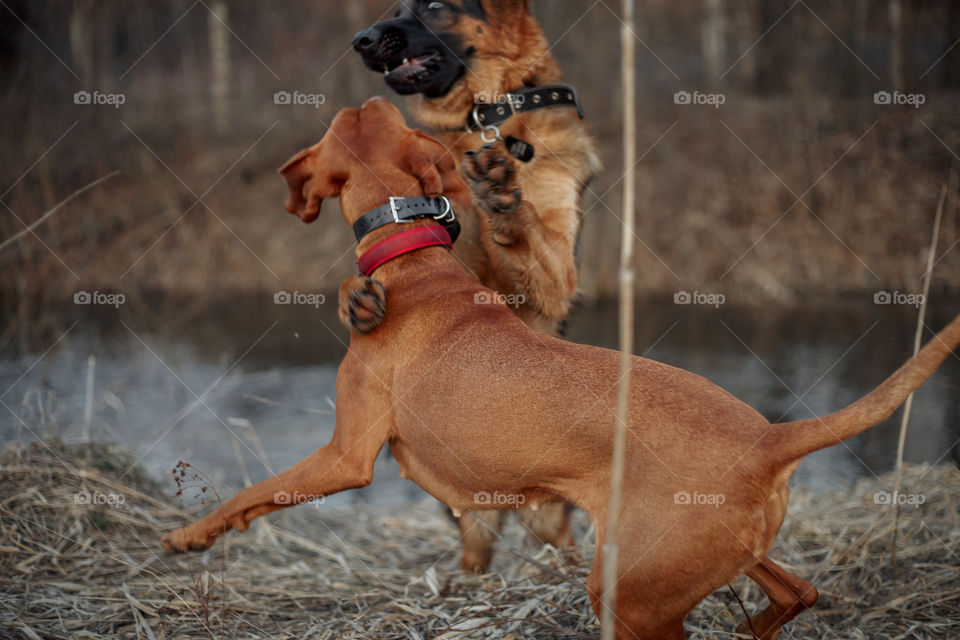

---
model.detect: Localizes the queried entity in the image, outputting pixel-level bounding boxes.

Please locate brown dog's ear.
[278,143,340,223]
[403,132,448,198]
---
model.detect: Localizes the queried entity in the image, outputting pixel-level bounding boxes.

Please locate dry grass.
[1,439,958,639]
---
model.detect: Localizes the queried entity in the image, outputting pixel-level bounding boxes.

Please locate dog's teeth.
[531,503,540,511]
[452,509,462,518]
[403,58,410,65]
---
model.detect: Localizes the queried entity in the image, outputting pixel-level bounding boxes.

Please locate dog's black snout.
[352,27,381,55]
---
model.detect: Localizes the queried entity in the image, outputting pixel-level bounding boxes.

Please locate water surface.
[1,297,956,508]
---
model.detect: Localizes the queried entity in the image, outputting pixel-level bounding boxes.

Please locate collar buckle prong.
[389,196,413,224]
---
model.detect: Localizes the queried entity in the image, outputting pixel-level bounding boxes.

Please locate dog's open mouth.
[383,50,442,87]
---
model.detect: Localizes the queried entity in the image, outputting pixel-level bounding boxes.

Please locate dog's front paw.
[161,524,215,553]
[338,276,387,334]
[462,144,522,215]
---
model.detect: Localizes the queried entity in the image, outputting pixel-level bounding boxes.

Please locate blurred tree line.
[1,0,959,350]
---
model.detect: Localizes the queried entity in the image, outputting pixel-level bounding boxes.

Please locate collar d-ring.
[480,124,501,144]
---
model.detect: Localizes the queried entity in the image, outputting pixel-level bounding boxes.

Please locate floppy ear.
[403,132,449,198]
[278,143,341,223]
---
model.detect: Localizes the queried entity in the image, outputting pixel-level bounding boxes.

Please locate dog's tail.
[767,313,960,464]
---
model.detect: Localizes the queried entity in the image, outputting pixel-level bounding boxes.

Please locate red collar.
[357,225,453,276]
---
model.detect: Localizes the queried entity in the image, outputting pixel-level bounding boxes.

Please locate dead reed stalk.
[601,0,637,637]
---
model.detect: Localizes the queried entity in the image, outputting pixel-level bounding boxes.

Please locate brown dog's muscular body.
[162,99,960,639]
[351,0,599,571]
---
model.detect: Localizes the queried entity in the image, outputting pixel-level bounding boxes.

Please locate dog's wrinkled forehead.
[323,98,409,157]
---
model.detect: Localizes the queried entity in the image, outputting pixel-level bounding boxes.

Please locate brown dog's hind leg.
[738,557,819,639]
[517,502,573,550]
[585,550,686,640]
[457,510,503,573]
[338,275,386,333]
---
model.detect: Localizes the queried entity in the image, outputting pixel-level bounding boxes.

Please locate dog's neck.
[410,16,562,131]
[352,217,470,305]
[353,215,454,269]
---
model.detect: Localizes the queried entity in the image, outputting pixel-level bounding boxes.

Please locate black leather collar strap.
[353,196,460,244]
[466,84,584,132]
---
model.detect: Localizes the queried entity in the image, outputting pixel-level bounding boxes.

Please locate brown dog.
[163,99,960,639]
[349,0,600,571]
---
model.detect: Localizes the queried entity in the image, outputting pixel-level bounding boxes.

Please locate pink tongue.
[390,59,427,79]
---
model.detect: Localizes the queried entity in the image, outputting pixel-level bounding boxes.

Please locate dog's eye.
[427,1,445,10]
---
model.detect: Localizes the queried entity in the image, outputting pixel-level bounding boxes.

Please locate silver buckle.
[389,197,413,224]
[432,196,455,223]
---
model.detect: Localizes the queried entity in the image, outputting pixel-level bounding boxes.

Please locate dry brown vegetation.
[2,439,958,638]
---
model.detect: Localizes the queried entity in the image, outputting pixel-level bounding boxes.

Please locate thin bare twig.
[890,183,947,567]
[0,171,120,253]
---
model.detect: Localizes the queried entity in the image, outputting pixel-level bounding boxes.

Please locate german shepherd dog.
[351,0,600,573]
